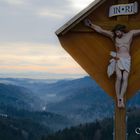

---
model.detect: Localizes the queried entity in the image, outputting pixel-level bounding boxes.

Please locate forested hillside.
[43,108,140,140]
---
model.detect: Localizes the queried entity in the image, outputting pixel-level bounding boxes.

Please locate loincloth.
[107,51,131,77]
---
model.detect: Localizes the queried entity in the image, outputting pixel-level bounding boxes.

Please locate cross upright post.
[117,0,129,21]
[115,1,129,140]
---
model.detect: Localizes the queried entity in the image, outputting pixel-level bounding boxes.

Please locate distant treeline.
[43,107,140,140]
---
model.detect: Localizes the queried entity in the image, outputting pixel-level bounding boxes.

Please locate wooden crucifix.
[56,0,140,140]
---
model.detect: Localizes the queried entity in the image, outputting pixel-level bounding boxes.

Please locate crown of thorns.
[112,24,126,32]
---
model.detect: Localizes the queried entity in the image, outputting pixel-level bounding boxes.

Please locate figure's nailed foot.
[117,98,122,108]
[117,98,125,108]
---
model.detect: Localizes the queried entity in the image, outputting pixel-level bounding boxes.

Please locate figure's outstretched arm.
[130,29,140,36]
[84,19,113,39]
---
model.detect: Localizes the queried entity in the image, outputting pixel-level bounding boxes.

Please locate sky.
[0,0,94,79]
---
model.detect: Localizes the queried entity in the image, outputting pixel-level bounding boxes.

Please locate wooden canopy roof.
[56,0,106,36]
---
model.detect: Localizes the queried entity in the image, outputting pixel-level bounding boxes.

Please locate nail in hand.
[84,19,92,27]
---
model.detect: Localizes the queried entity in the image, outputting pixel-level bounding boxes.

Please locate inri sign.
[109,1,138,17]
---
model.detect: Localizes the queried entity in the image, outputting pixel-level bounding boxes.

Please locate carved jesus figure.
[84,19,140,108]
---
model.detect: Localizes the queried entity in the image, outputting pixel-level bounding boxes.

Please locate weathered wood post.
[114,98,127,140]
[56,0,140,140]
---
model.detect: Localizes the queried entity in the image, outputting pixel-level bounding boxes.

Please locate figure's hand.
[84,19,92,27]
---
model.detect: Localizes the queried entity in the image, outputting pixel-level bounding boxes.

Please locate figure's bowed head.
[112,24,126,38]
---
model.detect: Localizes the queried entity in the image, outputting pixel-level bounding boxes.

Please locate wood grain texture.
[59,32,115,98]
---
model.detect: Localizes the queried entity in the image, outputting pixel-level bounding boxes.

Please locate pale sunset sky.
[0,0,94,79]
